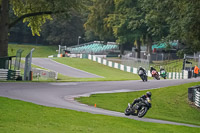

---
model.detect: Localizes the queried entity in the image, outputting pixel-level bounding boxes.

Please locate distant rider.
[131,92,152,108]
[150,66,156,73]
[160,66,166,73]
[138,66,146,75]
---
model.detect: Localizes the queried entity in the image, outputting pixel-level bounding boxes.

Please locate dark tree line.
[1,0,200,58]
[9,11,86,46]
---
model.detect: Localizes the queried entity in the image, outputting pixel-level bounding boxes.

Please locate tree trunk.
[0,0,9,57]
[119,43,124,58]
[147,35,153,63]
[136,40,141,58]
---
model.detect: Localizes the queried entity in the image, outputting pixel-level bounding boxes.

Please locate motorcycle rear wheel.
[155,75,160,80]
[145,75,148,82]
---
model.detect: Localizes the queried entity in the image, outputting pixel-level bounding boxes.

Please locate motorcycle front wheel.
[124,106,132,116]
[137,106,148,118]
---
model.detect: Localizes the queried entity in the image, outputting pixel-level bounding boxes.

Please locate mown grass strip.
[0,97,199,133]
[53,58,141,81]
[8,43,57,57]
[76,82,200,126]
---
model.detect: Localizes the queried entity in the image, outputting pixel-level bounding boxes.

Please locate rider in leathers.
[138,66,146,75]
[150,66,156,73]
[131,92,152,108]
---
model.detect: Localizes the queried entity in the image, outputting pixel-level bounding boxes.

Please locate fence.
[31,68,58,80]
[19,61,58,80]
[87,54,188,79]
[24,48,34,81]
[121,55,149,70]
[183,54,200,70]
[132,51,180,61]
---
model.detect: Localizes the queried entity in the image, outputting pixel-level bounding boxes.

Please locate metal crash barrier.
[188,85,200,107]
[0,49,23,81]
[194,88,200,107]
[0,69,8,80]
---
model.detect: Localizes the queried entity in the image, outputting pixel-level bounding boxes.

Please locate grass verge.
[53,58,141,81]
[76,82,200,126]
[8,43,57,57]
[0,97,199,133]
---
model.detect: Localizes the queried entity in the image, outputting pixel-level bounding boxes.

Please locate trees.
[0,0,82,57]
[104,0,142,56]
[85,0,200,57]
[105,0,156,58]
[141,0,200,52]
[84,0,115,42]
[0,0,9,57]
[41,12,85,46]
[166,0,200,52]
[1,0,199,58]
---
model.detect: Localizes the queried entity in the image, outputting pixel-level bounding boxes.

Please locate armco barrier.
[0,69,8,80]
[188,85,200,108]
[0,69,22,80]
[8,70,21,80]
[194,89,200,107]
[87,54,187,79]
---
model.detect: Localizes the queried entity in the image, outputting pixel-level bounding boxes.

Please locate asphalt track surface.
[0,79,200,128]
[31,58,103,78]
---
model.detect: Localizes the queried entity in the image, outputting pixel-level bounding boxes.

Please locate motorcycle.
[151,70,160,80]
[160,69,167,79]
[124,97,151,118]
[138,70,148,82]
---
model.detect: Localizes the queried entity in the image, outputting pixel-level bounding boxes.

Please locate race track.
[31,58,103,78]
[0,78,200,128]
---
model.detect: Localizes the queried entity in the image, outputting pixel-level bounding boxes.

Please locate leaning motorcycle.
[124,98,151,118]
[151,70,160,80]
[138,70,148,82]
[160,70,167,79]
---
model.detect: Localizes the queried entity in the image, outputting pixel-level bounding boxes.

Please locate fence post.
[24,48,35,81]
[198,55,200,68]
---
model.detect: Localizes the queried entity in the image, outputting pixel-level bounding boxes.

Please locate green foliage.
[176,50,184,59]
[105,0,146,44]
[85,0,200,53]
[41,12,85,46]
[23,15,52,36]
[9,0,82,36]
[84,0,115,41]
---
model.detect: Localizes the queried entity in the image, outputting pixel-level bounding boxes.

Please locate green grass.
[151,59,199,73]
[76,82,200,126]
[0,97,199,133]
[151,60,183,72]
[8,43,57,57]
[53,57,141,81]
[107,57,196,73]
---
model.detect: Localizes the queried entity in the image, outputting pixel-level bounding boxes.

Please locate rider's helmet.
[146,91,152,98]
[139,66,142,69]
